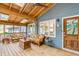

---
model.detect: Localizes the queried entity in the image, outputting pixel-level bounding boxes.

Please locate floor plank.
[0,42,78,56]
[11,43,24,56]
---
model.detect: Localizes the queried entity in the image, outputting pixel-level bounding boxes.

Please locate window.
[20,26,26,37]
[0,13,9,21]
[21,26,26,32]
[0,25,4,40]
[0,25,4,34]
[14,26,20,33]
[0,24,26,40]
[4,25,13,37]
[27,23,36,36]
[39,19,56,37]
[5,25,13,34]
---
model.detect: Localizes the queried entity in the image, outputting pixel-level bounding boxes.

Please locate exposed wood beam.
[12,16,18,23]
[33,4,50,17]
[9,3,13,10]
[8,15,17,22]
[33,7,45,17]
[37,3,56,18]
[28,6,38,15]
[19,3,27,14]
[0,20,27,26]
[14,17,22,23]
[21,3,29,14]
[0,4,36,20]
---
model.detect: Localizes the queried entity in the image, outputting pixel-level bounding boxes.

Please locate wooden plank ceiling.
[0,3,56,26]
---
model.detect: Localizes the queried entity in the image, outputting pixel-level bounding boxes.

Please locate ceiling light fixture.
[20,19,28,23]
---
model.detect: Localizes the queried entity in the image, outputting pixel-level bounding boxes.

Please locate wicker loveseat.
[10,33,23,43]
[31,35,45,46]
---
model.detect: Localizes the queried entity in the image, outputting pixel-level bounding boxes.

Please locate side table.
[19,39,31,49]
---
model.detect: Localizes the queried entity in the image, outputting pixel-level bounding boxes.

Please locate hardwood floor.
[0,43,78,56]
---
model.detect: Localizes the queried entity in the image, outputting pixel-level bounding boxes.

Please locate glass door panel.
[66,19,78,35]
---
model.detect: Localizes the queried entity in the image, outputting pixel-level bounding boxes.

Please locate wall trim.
[62,48,79,55]
[62,15,79,19]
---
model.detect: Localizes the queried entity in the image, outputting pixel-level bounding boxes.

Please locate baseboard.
[62,48,79,55]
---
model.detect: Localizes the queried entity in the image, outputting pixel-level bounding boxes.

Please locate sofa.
[10,33,23,43]
[31,35,46,46]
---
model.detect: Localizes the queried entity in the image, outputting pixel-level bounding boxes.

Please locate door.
[64,16,79,50]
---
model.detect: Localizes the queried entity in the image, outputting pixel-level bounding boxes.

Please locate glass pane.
[44,21,49,35]
[5,25,13,34]
[0,25,4,34]
[39,22,45,35]
[5,25,13,37]
[27,23,36,36]
[21,26,26,32]
[0,13,9,21]
[14,26,20,33]
[39,21,49,35]
[66,19,78,35]
[0,25,4,41]
[49,20,56,37]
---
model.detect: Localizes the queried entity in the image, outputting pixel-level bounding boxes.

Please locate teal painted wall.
[36,3,79,48]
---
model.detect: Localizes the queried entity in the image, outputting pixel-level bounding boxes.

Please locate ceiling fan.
[33,3,48,7]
